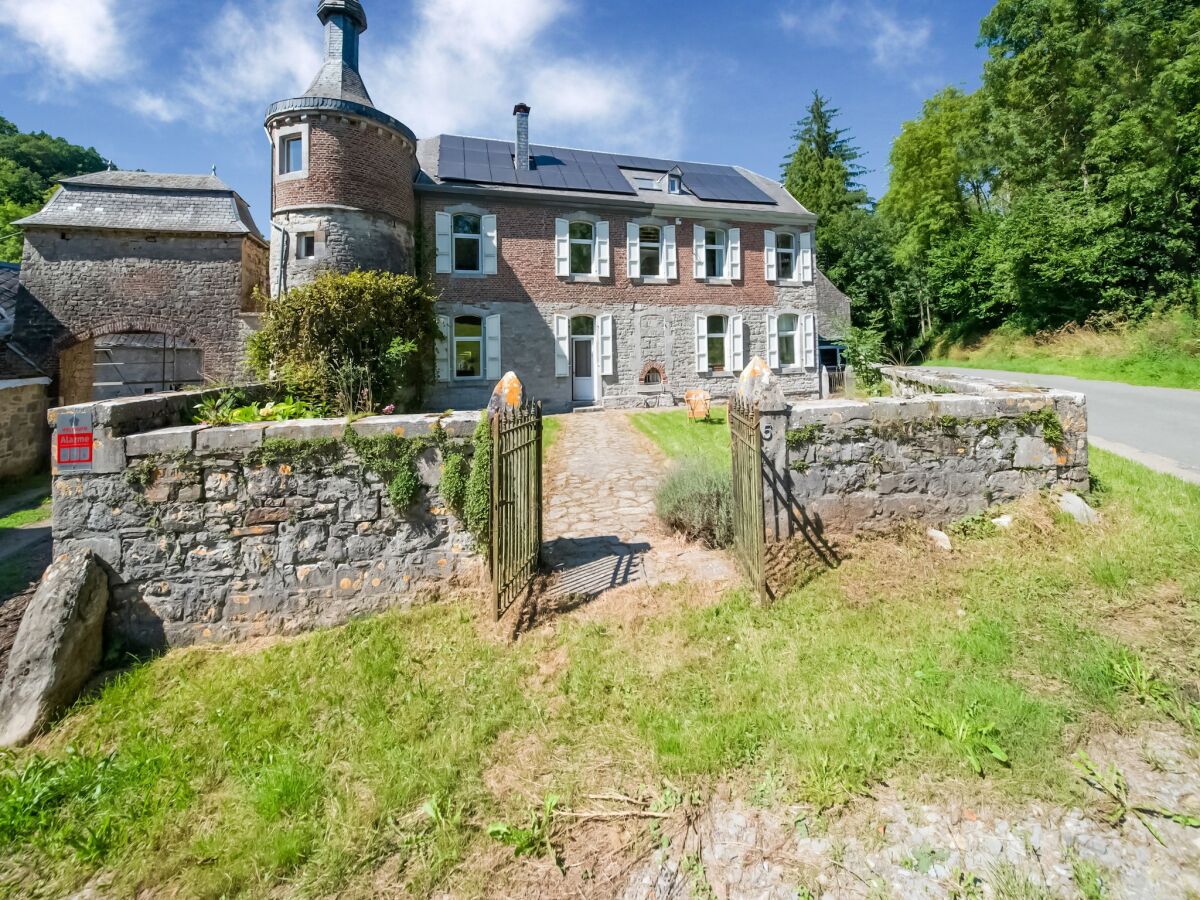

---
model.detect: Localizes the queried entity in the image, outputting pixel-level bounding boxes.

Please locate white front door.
[572,335,595,402]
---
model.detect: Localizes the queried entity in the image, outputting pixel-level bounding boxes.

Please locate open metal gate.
[729,395,767,600]
[490,400,543,619]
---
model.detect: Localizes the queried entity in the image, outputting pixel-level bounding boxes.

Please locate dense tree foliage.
[0,116,109,263]
[786,0,1200,349]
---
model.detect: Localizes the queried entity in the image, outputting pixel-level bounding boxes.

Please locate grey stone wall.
[269,208,413,295]
[427,290,821,414]
[0,379,49,479]
[758,368,1089,539]
[48,391,479,651]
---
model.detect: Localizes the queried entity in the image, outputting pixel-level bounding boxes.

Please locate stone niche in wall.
[635,313,669,376]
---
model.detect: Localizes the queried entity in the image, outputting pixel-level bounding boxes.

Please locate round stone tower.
[264,0,417,295]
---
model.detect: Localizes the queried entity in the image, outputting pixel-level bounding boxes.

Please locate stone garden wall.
[49,389,481,651]
[758,367,1089,539]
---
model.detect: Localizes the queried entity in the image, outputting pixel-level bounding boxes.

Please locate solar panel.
[433,135,773,203]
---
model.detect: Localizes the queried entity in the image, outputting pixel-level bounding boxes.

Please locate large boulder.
[0,550,109,747]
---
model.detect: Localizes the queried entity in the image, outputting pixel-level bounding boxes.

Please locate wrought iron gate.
[729,396,767,599]
[490,400,543,619]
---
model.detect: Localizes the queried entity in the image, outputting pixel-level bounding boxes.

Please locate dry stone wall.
[49,390,480,651]
[759,367,1089,539]
[0,379,49,479]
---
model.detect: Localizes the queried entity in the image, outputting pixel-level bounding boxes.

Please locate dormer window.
[668,174,682,194]
[452,213,481,273]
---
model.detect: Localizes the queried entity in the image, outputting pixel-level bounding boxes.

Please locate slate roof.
[0,263,18,339]
[305,59,373,107]
[816,270,852,340]
[415,135,814,221]
[0,341,45,380]
[14,171,266,241]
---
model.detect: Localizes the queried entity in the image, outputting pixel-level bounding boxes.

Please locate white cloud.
[124,0,685,157]
[0,0,132,81]
[780,2,933,75]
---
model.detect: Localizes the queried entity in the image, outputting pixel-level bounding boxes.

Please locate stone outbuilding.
[0,261,50,479]
[14,171,268,406]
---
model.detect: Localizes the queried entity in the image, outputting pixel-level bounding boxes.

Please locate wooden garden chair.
[684,389,711,422]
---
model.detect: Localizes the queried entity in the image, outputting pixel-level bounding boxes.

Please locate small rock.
[927,528,952,551]
[1058,492,1099,524]
[991,514,1014,528]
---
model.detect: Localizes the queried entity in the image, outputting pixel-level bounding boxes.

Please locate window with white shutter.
[599,314,615,376]
[764,230,777,282]
[481,214,498,275]
[663,225,677,279]
[728,228,741,280]
[554,314,570,376]
[693,225,706,280]
[799,230,814,282]
[626,222,640,279]
[485,314,502,380]
[766,313,779,368]
[802,313,817,368]
[730,314,744,370]
[694,314,708,372]
[435,314,451,381]
[595,221,610,277]
[435,212,451,274]
[554,218,570,276]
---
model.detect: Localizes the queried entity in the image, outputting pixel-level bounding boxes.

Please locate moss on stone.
[786,423,825,449]
[245,437,345,470]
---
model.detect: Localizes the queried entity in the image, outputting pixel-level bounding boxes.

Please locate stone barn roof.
[14,171,266,242]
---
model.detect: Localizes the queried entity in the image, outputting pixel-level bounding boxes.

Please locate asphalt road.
[926,367,1200,485]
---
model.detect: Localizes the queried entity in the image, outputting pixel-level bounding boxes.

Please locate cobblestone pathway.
[542,411,736,599]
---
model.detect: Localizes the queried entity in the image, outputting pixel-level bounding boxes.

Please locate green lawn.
[542,415,563,459]
[2,450,1198,896]
[628,405,731,467]
[925,351,1200,389]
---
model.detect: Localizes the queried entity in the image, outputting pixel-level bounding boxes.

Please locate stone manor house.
[2,0,849,439]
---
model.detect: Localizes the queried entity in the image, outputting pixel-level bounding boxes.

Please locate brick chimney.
[514,102,531,172]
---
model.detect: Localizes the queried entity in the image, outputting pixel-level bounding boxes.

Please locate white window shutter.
[800,230,814,282]
[554,314,570,376]
[599,314,615,376]
[730,314,744,371]
[595,220,610,277]
[728,228,741,280]
[663,225,677,279]
[435,212,452,274]
[485,314,502,380]
[626,222,640,279]
[554,218,570,277]
[481,214,498,275]
[693,224,706,280]
[803,313,817,368]
[764,230,777,282]
[766,313,779,368]
[694,314,708,372]
[435,314,451,382]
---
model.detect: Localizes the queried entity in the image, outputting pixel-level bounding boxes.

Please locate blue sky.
[0,0,992,230]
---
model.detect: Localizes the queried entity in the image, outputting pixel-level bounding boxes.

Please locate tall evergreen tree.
[782,91,869,221]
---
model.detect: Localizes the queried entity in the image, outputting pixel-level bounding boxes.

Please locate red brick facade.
[420,195,796,307]
[271,115,416,224]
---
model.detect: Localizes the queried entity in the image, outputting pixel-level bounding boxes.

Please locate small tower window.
[280,134,304,175]
[297,233,316,259]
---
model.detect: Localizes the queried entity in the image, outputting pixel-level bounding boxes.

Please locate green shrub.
[440,452,470,515]
[194,392,322,426]
[654,459,734,549]
[247,270,440,414]
[463,415,492,546]
[344,428,422,511]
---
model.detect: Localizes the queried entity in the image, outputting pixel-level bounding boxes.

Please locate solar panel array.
[436,135,776,205]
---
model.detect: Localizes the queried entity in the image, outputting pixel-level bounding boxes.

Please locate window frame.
[638,224,662,278]
[275,123,309,182]
[706,314,729,373]
[451,213,482,274]
[296,232,317,260]
[668,174,682,194]
[569,220,596,276]
[704,229,727,279]
[776,232,797,282]
[777,313,799,367]
[452,314,486,381]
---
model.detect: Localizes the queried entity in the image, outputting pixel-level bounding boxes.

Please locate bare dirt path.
[541,411,735,601]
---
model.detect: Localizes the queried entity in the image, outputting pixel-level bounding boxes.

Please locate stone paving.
[542,412,736,599]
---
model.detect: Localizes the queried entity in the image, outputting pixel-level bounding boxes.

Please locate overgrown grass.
[654,460,734,548]
[927,311,1200,389]
[0,473,50,514]
[542,415,563,459]
[2,450,1199,895]
[628,406,731,467]
[0,496,51,532]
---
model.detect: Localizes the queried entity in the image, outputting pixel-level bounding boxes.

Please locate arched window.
[777,313,798,366]
[454,315,484,378]
[776,232,796,281]
[707,314,728,372]
[452,214,481,273]
[569,221,594,275]
[639,225,661,277]
[704,229,727,278]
